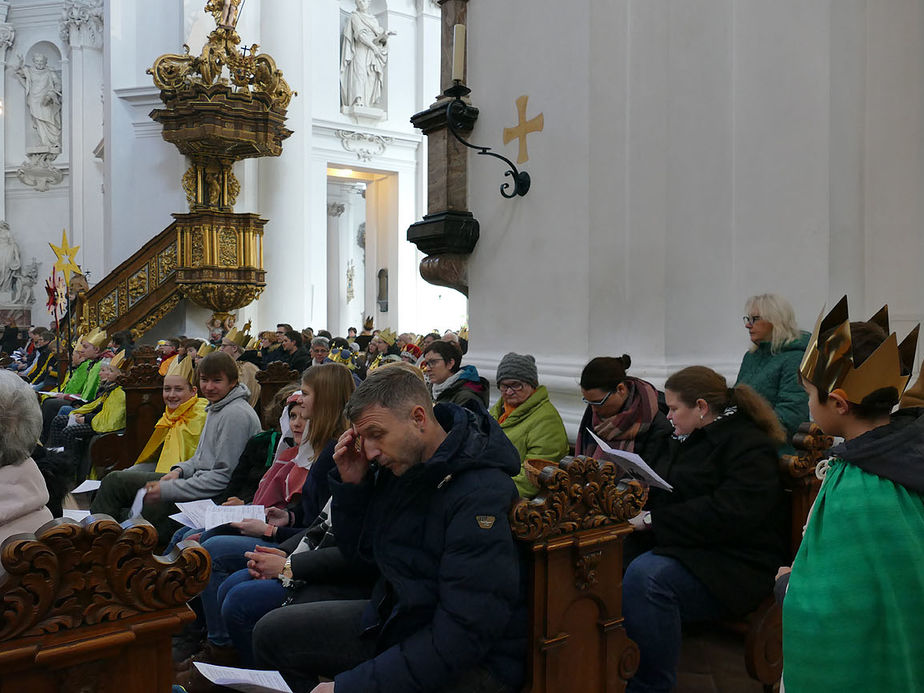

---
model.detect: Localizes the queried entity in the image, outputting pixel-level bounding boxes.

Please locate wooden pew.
[741,422,833,690]
[89,346,165,477]
[0,515,210,692]
[511,456,649,693]
[256,360,300,428]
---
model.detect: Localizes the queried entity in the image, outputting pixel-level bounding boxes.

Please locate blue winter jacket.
[330,402,527,692]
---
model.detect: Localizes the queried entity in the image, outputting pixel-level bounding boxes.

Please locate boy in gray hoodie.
[92,352,261,543]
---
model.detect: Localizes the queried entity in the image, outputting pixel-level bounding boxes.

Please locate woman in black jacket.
[622,366,789,693]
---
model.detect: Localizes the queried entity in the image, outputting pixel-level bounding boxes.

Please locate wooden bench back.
[0,516,210,692]
[511,456,649,693]
[256,360,300,428]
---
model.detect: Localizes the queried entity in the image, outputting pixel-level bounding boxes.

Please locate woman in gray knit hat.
[489,352,568,498]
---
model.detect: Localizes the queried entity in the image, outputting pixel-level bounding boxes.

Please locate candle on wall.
[451,24,466,83]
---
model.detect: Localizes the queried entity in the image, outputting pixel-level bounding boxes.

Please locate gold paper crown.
[224,320,253,348]
[379,328,396,346]
[109,350,129,371]
[800,296,919,403]
[197,342,216,358]
[363,315,374,330]
[84,327,108,350]
[246,337,260,350]
[459,326,469,341]
[165,354,197,385]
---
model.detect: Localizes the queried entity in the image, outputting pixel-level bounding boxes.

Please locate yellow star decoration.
[50,229,81,285]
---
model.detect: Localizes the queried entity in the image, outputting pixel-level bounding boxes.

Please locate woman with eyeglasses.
[421,340,489,408]
[736,294,810,449]
[488,352,568,497]
[575,355,673,467]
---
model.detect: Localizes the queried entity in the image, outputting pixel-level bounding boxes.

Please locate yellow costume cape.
[134,396,209,473]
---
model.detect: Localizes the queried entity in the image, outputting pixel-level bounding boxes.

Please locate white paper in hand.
[193,662,293,693]
[587,430,673,491]
[129,487,147,517]
[72,479,102,494]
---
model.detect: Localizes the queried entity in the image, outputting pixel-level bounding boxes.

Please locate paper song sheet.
[72,479,102,494]
[173,500,265,529]
[193,662,293,693]
[129,487,147,517]
[62,509,91,521]
[587,430,673,491]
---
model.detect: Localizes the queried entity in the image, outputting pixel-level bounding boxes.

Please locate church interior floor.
[676,628,770,693]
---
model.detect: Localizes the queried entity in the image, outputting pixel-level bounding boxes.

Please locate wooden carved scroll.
[510,456,648,542]
[0,516,210,641]
[255,359,299,384]
[780,422,834,479]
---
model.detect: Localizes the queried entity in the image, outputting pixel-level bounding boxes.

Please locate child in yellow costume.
[48,350,129,481]
[134,354,208,473]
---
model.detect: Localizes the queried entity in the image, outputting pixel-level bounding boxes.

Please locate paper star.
[50,229,81,285]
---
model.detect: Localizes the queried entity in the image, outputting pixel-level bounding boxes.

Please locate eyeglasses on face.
[423,358,444,369]
[498,381,526,394]
[742,315,762,326]
[582,391,613,407]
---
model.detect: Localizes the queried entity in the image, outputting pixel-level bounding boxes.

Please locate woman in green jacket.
[735,294,809,450]
[489,352,569,498]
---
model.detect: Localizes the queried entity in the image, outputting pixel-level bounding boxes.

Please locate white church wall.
[465,0,924,440]
[863,0,924,342]
[105,0,185,273]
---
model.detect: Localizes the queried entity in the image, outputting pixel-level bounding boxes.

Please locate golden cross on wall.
[503,95,544,165]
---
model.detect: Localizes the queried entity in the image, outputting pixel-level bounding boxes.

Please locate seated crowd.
[2,292,923,693]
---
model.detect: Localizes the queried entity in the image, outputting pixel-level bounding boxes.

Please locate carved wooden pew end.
[511,456,648,693]
[0,515,210,692]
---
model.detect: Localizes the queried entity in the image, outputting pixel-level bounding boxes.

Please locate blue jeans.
[622,551,726,693]
[218,569,288,667]
[199,534,264,646]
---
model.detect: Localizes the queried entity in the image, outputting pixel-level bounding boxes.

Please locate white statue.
[11,259,39,306]
[0,222,22,296]
[13,54,63,152]
[340,0,394,110]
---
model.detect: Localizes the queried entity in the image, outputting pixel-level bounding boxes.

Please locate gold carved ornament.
[147,1,294,112]
[509,456,648,542]
[131,294,183,340]
[218,227,239,266]
[0,517,210,640]
[180,282,263,314]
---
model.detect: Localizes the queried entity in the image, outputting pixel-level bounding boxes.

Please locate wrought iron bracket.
[443,82,530,199]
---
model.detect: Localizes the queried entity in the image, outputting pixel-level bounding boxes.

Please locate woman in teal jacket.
[489,352,569,497]
[735,294,809,451]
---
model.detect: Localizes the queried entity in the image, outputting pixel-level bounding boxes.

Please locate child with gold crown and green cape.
[782,296,924,691]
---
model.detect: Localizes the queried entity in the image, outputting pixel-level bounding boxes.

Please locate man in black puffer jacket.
[253,365,527,693]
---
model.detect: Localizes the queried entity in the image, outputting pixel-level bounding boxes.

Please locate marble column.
[60,0,104,283]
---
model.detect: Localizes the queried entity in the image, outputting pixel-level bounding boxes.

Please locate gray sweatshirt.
[159,383,261,502]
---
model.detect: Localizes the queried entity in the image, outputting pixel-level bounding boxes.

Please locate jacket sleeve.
[522,403,569,462]
[334,481,522,693]
[652,437,782,547]
[160,406,258,502]
[328,468,375,563]
[771,351,809,439]
[80,362,102,401]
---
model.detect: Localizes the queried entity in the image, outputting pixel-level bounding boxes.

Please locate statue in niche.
[0,222,22,297]
[13,53,63,152]
[340,0,395,110]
